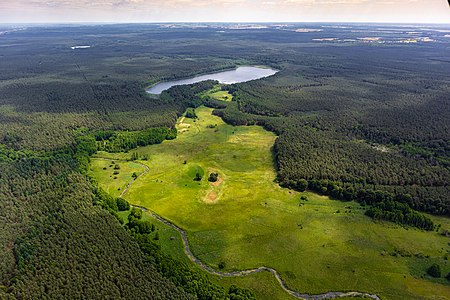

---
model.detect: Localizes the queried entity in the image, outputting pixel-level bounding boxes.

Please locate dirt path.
[94,157,381,299]
[92,156,150,197]
[120,163,149,197]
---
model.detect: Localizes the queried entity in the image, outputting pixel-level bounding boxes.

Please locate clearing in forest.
[91,106,450,300]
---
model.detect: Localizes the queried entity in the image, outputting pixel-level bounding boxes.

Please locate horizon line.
[2,21,450,26]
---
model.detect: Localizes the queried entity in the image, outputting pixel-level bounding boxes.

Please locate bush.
[427,264,441,278]
[296,179,308,192]
[128,217,153,234]
[228,285,256,300]
[218,261,226,269]
[105,196,118,212]
[208,172,218,182]
[185,108,197,119]
[129,207,143,220]
[194,171,203,181]
[116,197,130,211]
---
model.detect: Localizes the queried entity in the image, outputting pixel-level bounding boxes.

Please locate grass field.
[90,159,146,198]
[91,106,450,299]
[200,85,233,101]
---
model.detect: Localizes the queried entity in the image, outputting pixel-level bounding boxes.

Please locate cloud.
[0,0,448,23]
[0,0,433,10]
[22,0,246,8]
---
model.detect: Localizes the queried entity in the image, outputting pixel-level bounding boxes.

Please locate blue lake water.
[146,66,278,95]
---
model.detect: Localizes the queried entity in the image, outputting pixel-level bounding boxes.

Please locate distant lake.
[146,66,278,95]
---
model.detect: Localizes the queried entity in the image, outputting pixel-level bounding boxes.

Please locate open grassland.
[200,85,233,102]
[91,106,450,300]
[90,159,146,198]
[116,208,296,299]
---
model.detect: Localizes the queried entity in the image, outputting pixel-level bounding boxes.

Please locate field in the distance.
[200,86,233,102]
[91,106,450,299]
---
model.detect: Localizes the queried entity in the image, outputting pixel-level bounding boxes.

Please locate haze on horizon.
[0,0,449,24]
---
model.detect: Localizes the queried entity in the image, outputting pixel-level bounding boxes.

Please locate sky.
[0,0,449,24]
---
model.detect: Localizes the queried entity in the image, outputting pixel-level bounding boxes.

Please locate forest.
[0,23,449,298]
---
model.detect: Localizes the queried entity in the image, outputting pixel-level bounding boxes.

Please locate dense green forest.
[0,148,194,299]
[0,24,449,298]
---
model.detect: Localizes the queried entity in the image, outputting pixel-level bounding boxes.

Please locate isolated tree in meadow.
[208,172,218,182]
[194,171,203,181]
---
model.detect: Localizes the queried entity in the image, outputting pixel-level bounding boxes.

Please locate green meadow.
[91,106,450,299]
[90,159,146,198]
[200,85,233,101]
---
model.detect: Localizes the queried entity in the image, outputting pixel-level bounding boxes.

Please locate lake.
[146,66,278,95]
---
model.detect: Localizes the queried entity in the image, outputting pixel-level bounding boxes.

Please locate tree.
[185,108,197,119]
[130,152,139,161]
[116,197,130,211]
[218,261,226,270]
[139,221,152,234]
[194,171,203,181]
[208,172,218,182]
[228,285,256,300]
[427,264,441,278]
[129,207,142,220]
[296,179,308,192]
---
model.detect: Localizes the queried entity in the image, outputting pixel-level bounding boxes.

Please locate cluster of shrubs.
[185,108,198,119]
[427,263,450,281]
[94,188,129,214]
[127,208,157,236]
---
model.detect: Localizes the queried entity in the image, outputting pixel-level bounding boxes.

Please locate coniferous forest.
[0,24,449,299]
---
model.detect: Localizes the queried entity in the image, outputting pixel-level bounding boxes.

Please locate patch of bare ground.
[211,176,223,187]
[204,191,218,203]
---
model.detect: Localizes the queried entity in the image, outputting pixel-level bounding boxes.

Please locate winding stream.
[135,203,381,300]
[98,156,381,300]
